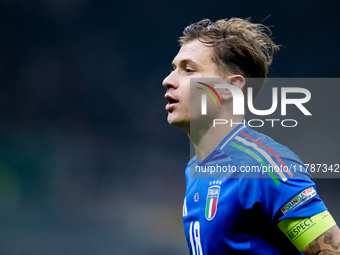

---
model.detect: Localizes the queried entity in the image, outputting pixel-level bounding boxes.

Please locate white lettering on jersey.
[189,221,203,255]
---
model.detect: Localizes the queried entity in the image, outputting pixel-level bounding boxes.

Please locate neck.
[189,116,244,162]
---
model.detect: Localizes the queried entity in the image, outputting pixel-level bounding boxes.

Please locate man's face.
[163,39,223,130]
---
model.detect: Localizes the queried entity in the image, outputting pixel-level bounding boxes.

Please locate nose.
[162,70,178,90]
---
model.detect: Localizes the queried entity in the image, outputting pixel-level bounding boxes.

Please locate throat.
[190,119,244,161]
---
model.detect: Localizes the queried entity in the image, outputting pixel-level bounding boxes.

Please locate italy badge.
[205,185,220,220]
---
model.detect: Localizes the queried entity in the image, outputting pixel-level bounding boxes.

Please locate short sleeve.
[238,164,327,223]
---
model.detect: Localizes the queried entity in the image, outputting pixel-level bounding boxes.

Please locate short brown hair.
[179,18,279,96]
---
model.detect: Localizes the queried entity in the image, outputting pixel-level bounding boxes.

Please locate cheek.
[189,89,204,117]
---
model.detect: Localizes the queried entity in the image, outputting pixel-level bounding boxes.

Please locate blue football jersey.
[183,123,327,255]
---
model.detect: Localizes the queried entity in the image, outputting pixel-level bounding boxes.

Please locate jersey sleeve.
[236,139,327,223]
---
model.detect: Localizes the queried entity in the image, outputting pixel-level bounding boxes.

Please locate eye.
[185,68,194,73]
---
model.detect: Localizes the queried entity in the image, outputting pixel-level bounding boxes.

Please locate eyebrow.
[172,58,198,69]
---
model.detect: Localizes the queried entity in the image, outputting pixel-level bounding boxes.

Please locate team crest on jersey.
[205,181,221,220]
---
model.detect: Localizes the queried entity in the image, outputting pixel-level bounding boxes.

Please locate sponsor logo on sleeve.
[281,187,316,214]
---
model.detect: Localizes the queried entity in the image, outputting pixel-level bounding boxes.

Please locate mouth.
[165,94,179,111]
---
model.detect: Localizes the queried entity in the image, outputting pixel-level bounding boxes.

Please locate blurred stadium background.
[0,0,339,254]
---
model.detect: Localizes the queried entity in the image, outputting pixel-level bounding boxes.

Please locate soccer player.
[162,18,340,254]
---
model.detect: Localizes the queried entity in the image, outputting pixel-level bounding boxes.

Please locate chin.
[167,114,190,131]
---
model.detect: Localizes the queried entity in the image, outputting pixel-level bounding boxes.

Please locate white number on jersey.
[189,221,203,255]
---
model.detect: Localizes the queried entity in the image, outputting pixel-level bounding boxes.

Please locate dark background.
[0,0,339,254]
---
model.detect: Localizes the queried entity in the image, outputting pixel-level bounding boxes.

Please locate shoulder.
[222,126,305,175]
[224,126,295,158]
[185,157,195,178]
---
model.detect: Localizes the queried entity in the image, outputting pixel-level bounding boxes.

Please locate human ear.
[221,75,245,100]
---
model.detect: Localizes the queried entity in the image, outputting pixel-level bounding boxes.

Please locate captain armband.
[278,210,336,251]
